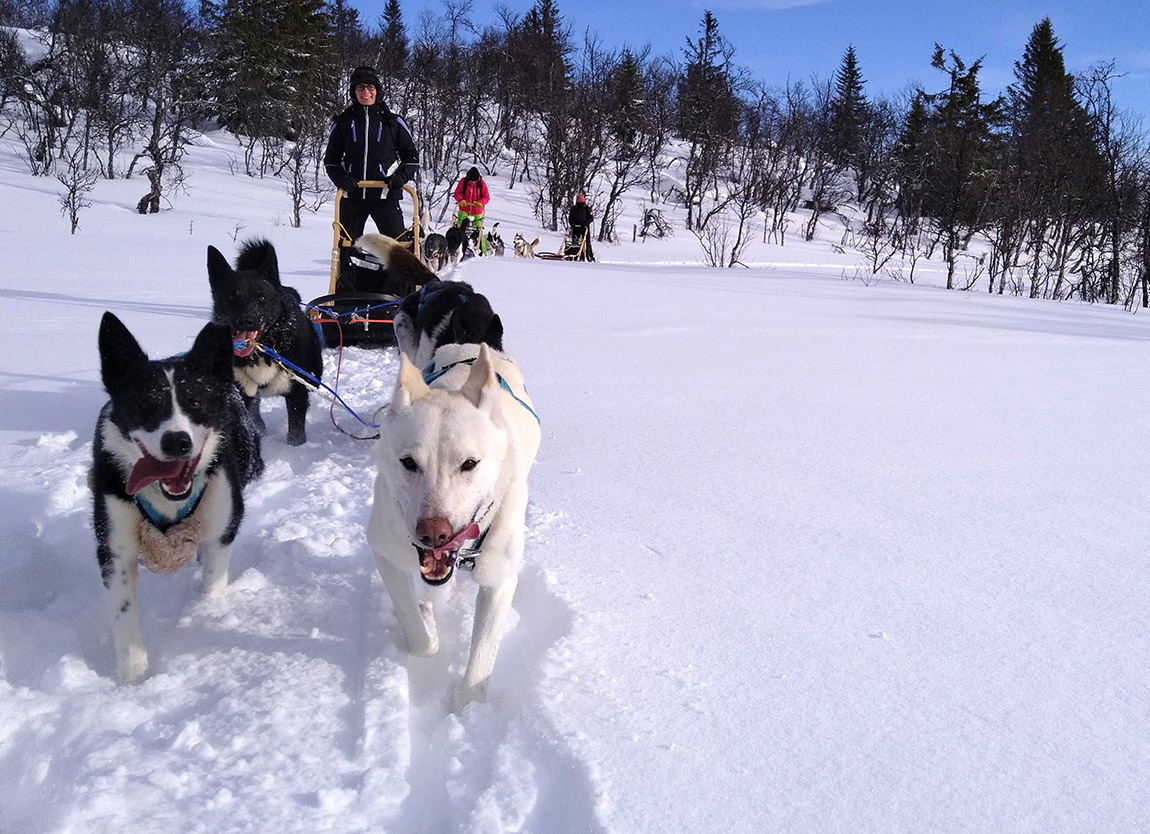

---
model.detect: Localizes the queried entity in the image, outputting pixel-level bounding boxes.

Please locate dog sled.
[307,181,423,347]
[535,227,591,261]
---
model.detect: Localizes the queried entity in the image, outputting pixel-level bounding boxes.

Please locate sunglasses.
[355,83,377,92]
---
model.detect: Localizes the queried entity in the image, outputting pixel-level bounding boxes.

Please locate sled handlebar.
[330,183,421,294]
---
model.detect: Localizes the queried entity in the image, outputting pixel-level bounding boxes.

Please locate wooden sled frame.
[535,227,590,261]
[328,181,422,293]
[307,181,423,348]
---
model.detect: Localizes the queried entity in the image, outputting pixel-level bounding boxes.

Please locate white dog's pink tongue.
[435,523,480,557]
[420,522,481,579]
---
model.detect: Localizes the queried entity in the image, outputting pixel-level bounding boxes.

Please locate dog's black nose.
[161,431,193,458]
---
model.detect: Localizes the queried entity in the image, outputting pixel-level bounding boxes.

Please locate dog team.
[92,231,540,710]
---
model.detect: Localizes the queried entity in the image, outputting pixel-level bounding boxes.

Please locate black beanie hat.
[349,66,381,99]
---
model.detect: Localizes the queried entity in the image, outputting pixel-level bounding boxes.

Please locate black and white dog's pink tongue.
[126,455,196,495]
[234,330,261,357]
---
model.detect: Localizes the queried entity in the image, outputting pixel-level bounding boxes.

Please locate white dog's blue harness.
[421,357,540,425]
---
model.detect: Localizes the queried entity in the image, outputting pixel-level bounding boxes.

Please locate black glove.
[385,173,405,203]
[338,176,359,195]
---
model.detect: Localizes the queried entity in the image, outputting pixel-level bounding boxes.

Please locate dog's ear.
[461,344,498,409]
[259,244,281,286]
[98,311,150,395]
[207,245,232,291]
[482,314,504,351]
[391,353,430,410]
[185,321,235,380]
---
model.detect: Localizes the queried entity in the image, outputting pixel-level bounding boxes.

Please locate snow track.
[0,347,593,833]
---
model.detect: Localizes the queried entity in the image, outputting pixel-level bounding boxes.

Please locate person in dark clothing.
[567,193,595,262]
[324,66,419,241]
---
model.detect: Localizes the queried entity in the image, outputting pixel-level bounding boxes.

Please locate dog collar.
[135,481,207,530]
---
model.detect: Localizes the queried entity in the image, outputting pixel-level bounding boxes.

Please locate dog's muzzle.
[415,520,481,585]
[232,326,264,358]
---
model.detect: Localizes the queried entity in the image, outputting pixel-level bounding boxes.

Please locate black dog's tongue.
[234,329,261,358]
[126,453,198,495]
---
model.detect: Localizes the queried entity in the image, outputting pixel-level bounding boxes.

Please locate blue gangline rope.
[241,341,380,430]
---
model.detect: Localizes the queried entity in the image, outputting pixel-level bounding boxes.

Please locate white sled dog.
[367,338,540,710]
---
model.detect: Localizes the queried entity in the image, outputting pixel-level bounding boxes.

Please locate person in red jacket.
[453,166,490,254]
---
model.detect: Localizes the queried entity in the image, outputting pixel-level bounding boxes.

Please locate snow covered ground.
[1,129,1148,833]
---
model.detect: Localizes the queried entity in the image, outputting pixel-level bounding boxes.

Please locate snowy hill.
[1,129,1148,833]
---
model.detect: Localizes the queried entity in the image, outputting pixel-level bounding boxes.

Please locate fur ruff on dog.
[137,513,205,574]
[355,233,437,289]
[354,234,503,368]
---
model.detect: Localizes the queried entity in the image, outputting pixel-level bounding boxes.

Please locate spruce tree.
[1005,17,1103,296]
[920,46,1006,289]
[606,49,645,157]
[828,45,869,169]
[377,0,407,88]
[677,11,738,230]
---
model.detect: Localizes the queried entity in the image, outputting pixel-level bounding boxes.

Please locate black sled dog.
[207,239,322,446]
[354,234,503,367]
[91,312,264,684]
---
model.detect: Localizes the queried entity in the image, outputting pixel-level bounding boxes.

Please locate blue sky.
[353,0,1150,121]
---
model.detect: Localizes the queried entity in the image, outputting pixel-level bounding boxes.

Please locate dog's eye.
[400,455,419,472]
[460,458,479,472]
[186,398,202,411]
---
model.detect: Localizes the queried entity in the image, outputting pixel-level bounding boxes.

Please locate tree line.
[2,0,1149,305]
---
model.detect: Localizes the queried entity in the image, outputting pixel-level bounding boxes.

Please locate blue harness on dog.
[421,356,540,425]
[134,483,206,530]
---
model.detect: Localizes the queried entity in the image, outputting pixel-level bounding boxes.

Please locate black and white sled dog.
[355,234,503,368]
[444,218,475,267]
[207,239,322,446]
[91,312,264,684]
[423,230,449,273]
[485,222,506,257]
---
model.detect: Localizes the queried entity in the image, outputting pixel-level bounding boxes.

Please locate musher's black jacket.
[324,102,418,201]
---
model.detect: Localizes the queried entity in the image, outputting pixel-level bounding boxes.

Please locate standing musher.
[453,166,490,254]
[567,192,596,262]
[324,66,419,241]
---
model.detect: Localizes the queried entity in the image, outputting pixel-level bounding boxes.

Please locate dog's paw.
[452,679,488,713]
[117,645,149,685]
[202,572,228,598]
[285,430,306,447]
[407,636,439,657]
